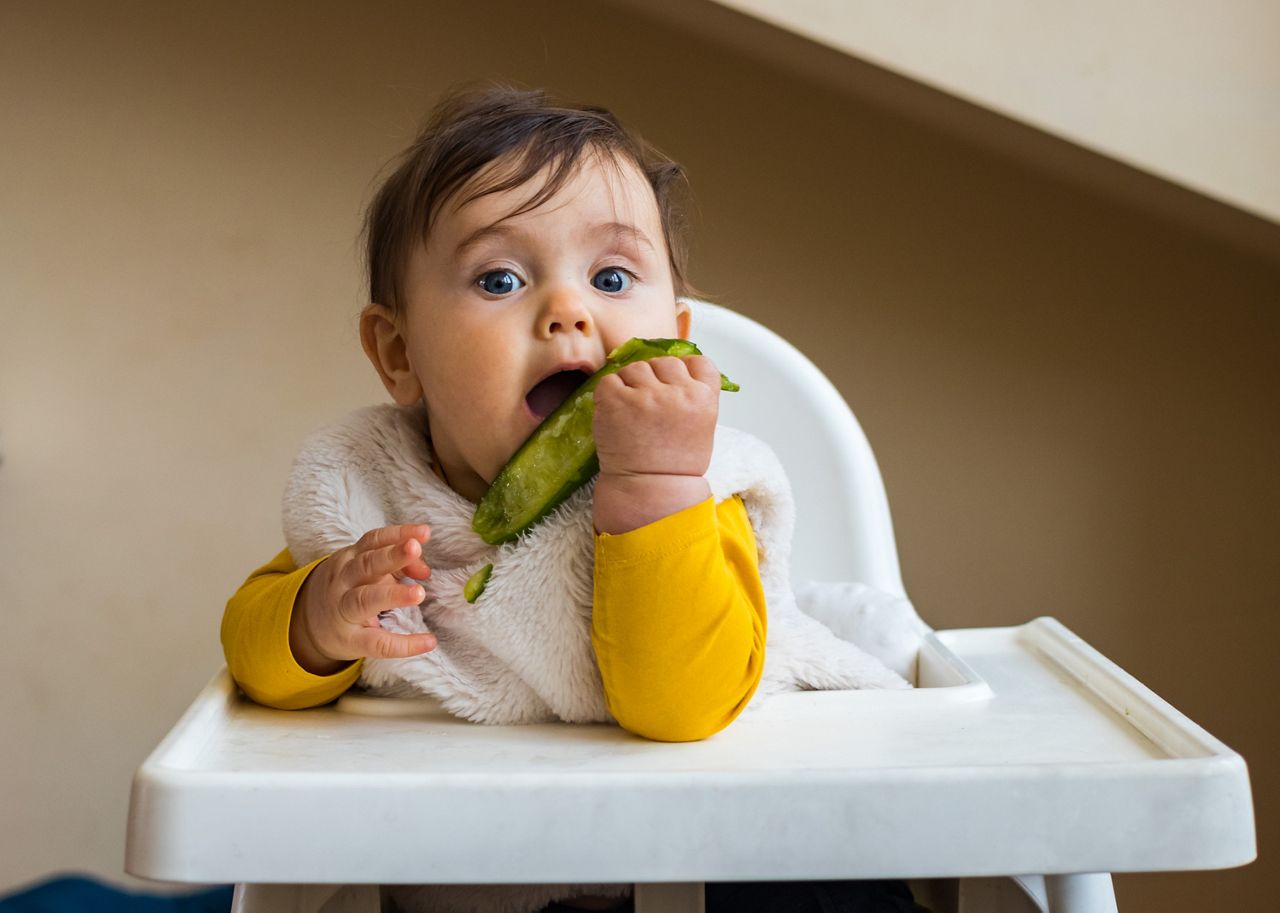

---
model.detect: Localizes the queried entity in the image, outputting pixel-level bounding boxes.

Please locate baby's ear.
[675,298,692,340]
[360,303,423,406]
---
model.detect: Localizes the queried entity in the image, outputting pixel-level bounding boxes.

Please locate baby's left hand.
[591,355,720,534]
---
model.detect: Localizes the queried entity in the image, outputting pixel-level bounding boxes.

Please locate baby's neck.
[424,434,482,502]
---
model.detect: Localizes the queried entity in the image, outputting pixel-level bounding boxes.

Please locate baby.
[222,86,924,913]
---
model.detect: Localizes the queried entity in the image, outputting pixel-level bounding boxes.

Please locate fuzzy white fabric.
[282,403,922,913]
[794,580,931,684]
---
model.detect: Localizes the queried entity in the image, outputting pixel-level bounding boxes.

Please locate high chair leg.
[1043,873,1117,913]
[633,882,705,913]
[231,883,380,913]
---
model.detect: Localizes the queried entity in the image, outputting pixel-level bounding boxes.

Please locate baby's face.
[396,152,689,502]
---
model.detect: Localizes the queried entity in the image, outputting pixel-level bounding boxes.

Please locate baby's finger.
[594,372,626,400]
[682,355,721,389]
[360,629,438,659]
[354,524,431,555]
[401,555,432,582]
[647,355,693,385]
[347,537,427,587]
[340,581,426,625]
[613,359,659,388]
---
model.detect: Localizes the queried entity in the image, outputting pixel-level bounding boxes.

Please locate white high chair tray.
[126,617,1254,886]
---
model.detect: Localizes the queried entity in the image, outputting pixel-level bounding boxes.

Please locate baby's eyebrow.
[451,220,656,261]
[592,222,657,254]
[452,223,516,261]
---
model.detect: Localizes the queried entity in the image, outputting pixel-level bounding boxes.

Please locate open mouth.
[525,369,591,420]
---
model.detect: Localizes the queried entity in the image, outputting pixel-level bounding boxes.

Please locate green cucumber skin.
[471,338,738,545]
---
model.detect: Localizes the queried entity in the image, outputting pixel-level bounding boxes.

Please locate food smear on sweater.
[472,338,739,544]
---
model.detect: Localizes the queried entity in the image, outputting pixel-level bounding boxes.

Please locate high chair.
[126,301,1255,913]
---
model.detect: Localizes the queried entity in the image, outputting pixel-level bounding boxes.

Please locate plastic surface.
[126,618,1253,885]
[690,301,906,596]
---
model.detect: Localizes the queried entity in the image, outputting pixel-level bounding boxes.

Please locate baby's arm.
[590,355,766,740]
[593,495,766,741]
[591,355,721,534]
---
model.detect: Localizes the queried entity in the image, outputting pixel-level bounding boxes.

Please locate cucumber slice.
[471,338,738,544]
[463,564,493,603]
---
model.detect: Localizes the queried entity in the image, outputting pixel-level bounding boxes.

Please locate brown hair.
[363,85,694,315]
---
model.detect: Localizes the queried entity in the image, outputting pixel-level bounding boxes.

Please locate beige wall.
[1,1,1274,910]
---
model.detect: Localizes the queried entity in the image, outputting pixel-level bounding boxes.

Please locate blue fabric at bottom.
[0,876,232,913]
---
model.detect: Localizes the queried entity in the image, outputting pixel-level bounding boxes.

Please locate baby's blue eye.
[592,268,632,294]
[478,270,523,296]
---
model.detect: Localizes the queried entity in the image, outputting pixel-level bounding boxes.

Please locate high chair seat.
[126,302,1255,913]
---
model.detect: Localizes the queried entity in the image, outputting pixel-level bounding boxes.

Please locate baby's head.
[359,86,697,501]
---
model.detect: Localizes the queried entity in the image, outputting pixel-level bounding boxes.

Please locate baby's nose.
[539,288,593,337]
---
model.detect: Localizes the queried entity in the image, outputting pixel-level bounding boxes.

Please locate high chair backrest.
[689,300,906,598]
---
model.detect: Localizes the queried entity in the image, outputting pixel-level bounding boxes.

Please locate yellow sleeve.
[220,549,363,710]
[592,495,766,742]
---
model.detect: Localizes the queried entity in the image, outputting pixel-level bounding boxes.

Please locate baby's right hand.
[289,524,437,676]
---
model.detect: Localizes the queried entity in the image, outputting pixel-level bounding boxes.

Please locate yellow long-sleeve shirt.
[221,495,766,741]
